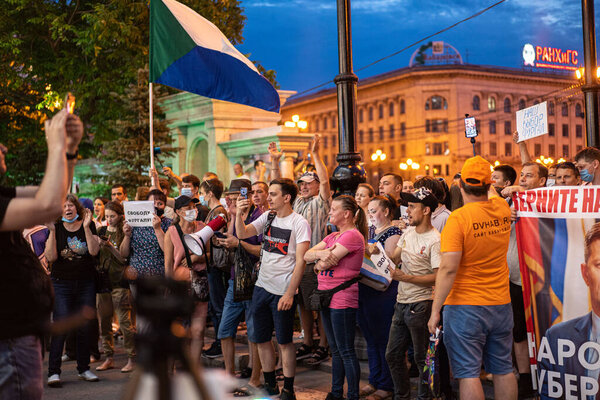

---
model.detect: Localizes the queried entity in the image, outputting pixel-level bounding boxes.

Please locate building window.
[368,128,374,142]
[425,120,430,132]
[400,122,406,137]
[504,121,511,135]
[401,144,406,157]
[426,119,448,133]
[549,123,555,137]
[379,126,384,140]
[488,96,496,111]
[576,124,583,138]
[389,102,394,117]
[400,99,406,114]
[332,116,336,129]
[324,155,328,165]
[389,124,395,139]
[425,143,430,155]
[490,142,497,156]
[548,101,555,116]
[534,143,541,157]
[489,120,496,134]
[323,136,328,148]
[577,145,583,153]
[359,130,364,144]
[476,119,481,133]
[504,98,511,113]
[562,145,569,158]
[359,109,364,123]
[332,135,337,147]
[576,103,584,118]
[323,117,328,130]
[433,143,443,155]
[518,99,526,110]
[368,107,373,121]
[549,144,555,157]
[562,102,569,117]
[390,145,396,159]
[379,104,384,119]
[562,124,569,137]
[473,95,480,111]
[315,119,320,131]
[425,95,448,110]
[505,143,512,156]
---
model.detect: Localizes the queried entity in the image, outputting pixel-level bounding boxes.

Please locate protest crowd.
[2,108,600,400]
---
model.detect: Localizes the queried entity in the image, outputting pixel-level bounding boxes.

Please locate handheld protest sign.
[516,101,548,142]
[123,201,154,227]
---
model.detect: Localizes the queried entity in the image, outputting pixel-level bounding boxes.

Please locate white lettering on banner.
[537,337,600,370]
[514,186,600,218]
[517,102,548,142]
[123,201,154,227]
[557,339,576,366]
[537,369,599,398]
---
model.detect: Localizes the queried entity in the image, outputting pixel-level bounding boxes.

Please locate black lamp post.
[330,0,366,195]
[581,0,600,148]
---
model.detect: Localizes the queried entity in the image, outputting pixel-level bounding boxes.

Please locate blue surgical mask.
[62,214,79,223]
[181,187,193,197]
[580,169,594,183]
[198,195,208,207]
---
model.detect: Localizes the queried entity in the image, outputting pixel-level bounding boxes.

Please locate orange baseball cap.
[461,156,492,186]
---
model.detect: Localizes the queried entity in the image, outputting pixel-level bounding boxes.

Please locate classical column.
[280,153,298,180]
[330,0,366,195]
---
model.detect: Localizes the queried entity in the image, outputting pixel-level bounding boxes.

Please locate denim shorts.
[443,304,514,378]
[248,286,296,344]
[217,280,254,340]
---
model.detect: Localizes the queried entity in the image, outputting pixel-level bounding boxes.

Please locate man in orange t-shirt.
[427,156,517,400]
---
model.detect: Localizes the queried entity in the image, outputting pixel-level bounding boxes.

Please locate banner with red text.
[514,186,598,399]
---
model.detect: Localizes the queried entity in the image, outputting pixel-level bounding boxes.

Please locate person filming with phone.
[0,107,83,399]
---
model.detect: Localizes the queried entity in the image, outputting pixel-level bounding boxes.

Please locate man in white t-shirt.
[235,178,311,400]
[386,187,441,400]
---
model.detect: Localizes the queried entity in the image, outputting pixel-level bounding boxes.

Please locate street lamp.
[284,114,308,130]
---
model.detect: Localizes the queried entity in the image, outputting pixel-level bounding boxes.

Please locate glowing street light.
[284,114,308,130]
[411,163,420,170]
[399,163,408,170]
[371,149,387,162]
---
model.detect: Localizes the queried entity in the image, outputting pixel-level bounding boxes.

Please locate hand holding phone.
[240,187,248,199]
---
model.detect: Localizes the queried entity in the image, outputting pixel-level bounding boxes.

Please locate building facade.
[281,64,586,186]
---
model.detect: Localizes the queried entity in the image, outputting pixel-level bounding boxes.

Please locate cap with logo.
[400,187,439,211]
[297,172,320,184]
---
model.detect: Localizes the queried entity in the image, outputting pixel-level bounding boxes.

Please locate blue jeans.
[48,278,96,376]
[207,268,228,345]
[321,307,360,400]
[217,280,254,340]
[357,281,397,392]
[385,301,432,400]
[0,335,43,400]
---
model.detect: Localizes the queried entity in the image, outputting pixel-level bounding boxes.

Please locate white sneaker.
[47,374,61,387]
[78,370,99,382]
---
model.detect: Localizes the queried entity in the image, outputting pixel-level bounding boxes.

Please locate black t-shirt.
[51,221,97,280]
[196,203,209,221]
[0,186,54,340]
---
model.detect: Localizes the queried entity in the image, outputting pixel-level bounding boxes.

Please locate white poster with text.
[517,101,548,142]
[123,201,154,227]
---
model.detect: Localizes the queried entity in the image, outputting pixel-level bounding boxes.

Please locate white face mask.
[181,187,193,197]
[183,209,198,222]
[546,178,555,187]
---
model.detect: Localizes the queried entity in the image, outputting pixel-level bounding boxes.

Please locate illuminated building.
[281,43,586,184]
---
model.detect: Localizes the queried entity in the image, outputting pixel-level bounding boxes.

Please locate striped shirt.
[294,193,330,247]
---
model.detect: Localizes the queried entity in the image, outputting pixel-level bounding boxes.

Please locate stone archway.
[188,138,209,178]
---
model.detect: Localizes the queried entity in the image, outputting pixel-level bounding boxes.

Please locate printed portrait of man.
[538,221,600,399]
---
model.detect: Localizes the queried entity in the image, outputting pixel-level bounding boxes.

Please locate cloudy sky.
[236,0,593,94]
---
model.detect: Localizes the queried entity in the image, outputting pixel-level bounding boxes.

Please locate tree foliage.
[0,0,277,186]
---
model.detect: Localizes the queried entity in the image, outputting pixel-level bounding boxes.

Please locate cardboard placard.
[123,201,154,227]
[516,101,548,142]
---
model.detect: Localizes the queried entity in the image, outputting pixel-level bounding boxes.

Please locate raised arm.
[267,142,282,180]
[513,131,532,164]
[120,222,132,258]
[309,135,331,201]
[1,110,82,231]
[83,210,99,256]
[152,216,166,252]
[234,199,258,239]
[44,224,58,263]
[164,230,174,278]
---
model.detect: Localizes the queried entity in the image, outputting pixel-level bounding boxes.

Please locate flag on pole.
[150,0,280,113]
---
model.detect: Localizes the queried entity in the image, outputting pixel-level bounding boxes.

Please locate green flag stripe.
[150,0,197,82]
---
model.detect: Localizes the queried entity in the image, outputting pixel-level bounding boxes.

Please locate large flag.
[514,186,598,399]
[150,0,280,113]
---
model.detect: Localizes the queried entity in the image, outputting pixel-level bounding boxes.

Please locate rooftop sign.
[409,41,463,67]
[522,44,579,71]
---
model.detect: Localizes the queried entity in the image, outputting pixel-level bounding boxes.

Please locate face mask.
[580,169,594,183]
[183,209,198,222]
[155,207,164,217]
[546,178,555,187]
[181,187,193,197]
[198,195,208,207]
[62,214,79,223]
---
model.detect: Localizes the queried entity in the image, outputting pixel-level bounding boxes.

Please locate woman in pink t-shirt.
[304,195,367,400]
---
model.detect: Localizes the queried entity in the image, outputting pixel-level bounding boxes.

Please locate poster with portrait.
[514,186,600,399]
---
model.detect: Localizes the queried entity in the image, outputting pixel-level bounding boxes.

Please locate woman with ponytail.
[304,195,367,400]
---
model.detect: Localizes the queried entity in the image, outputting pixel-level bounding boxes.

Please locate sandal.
[295,343,313,360]
[275,367,284,381]
[365,390,393,400]
[235,367,252,379]
[359,383,377,397]
[305,346,329,366]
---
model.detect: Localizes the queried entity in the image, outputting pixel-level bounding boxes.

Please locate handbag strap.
[317,276,361,295]
[175,223,208,270]
[257,210,277,261]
